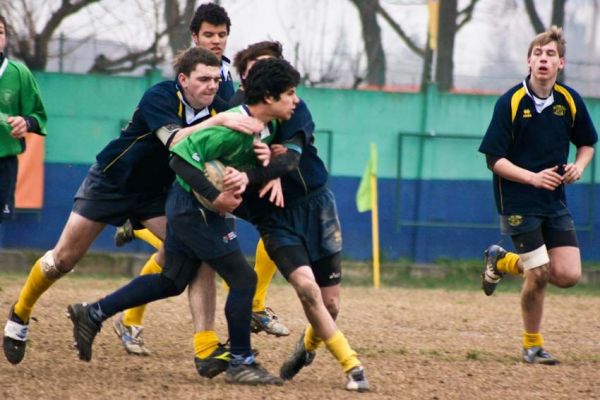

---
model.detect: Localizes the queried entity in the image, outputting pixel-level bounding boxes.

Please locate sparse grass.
[2,250,600,295]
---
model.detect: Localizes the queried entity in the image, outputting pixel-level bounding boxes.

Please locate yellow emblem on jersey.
[522,109,532,118]
[507,215,523,226]
[553,104,566,116]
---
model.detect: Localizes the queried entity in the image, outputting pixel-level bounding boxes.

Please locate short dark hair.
[233,41,283,79]
[244,58,300,105]
[173,47,220,76]
[189,2,231,34]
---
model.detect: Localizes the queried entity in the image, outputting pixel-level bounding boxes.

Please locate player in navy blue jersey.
[2,47,261,365]
[189,2,234,102]
[227,50,369,390]
[478,26,597,365]
[66,58,301,385]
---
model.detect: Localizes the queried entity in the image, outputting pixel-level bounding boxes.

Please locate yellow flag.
[356,143,378,212]
[428,0,439,51]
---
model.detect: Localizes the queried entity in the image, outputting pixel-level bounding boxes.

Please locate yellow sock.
[14,258,57,322]
[252,239,277,312]
[303,325,323,352]
[324,330,361,373]
[194,330,221,359]
[497,252,521,275]
[133,228,163,250]
[122,253,163,326]
[523,332,544,349]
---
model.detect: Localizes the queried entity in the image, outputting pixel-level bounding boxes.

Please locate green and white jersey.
[171,105,276,192]
[0,57,47,157]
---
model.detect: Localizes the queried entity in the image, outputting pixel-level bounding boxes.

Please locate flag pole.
[371,172,380,289]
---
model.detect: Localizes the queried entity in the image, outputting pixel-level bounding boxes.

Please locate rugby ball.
[193,159,226,212]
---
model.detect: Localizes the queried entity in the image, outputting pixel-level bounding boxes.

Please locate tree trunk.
[165,0,196,56]
[351,0,386,86]
[436,0,458,91]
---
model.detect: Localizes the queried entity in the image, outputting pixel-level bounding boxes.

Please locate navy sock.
[225,287,254,358]
[93,274,181,322]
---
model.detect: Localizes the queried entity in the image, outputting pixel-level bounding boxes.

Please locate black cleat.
[194,343,230,378]
[279,332,316,380]
[67,303,101,362]
[225,362,284,385]
[481,244,506,296]
[3,306,29,365]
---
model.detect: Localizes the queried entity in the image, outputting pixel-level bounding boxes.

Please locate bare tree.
[89,0,196,74]
[0,0,197,74]
[349,0,480,91]
[524,0,566,34]
[0,0,101,71]
[349,0,386,87]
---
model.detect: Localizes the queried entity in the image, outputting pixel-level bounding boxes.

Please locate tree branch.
[375,2,425,57]
[524,0,546,33]
[456,0,480,31]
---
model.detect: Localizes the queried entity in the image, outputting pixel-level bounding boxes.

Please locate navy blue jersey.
[94,80,227,195]
[276,100,328,200]
[479,79,597,215]
[240,99,329,223]
[216,56,235,102]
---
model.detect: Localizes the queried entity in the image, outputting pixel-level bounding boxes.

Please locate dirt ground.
[1,274,600,400]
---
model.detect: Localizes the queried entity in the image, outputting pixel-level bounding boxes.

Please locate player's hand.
[259,178,284,207]
[270,144,288,157]
[253,142,271,167]
[7,116,28,138]
[212,190,242,214]
[562,163,582,184]
[219,113,264,135]
[222,167,248,195]
[530,166,563,190]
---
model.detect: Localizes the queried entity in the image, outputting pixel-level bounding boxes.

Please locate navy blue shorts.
[258,187,342,274]
[500,209,578,251]
[0,156,18,223]
[162,183,240,286]
[72,164,167,226]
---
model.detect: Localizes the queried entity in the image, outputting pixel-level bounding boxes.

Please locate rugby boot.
[114,219,134,247]
[225,356,284,386]
[481,244,506,296]
[279,332,316,380]
[3,305,29,364]
[194,343,230,378]
[345,365,370,392]
[523,347,560,365]
[67,303,101,362]
[113,315,150,356]
[250,307,290,337]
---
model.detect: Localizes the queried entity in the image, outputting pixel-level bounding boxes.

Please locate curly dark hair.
[244,58,300,105]
[189,2,231,34]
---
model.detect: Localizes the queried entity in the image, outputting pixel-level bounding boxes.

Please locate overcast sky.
[49,0,600,94]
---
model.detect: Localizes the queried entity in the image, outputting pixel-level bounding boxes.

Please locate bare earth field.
[1,274,600,400]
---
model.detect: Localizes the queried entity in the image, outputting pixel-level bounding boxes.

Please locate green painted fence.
[35,71,600,180]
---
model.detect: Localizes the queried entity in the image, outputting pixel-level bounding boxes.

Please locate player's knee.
[552,269,581,288]
[294,279,321,309]
[525,264,550,289]
[40,250,69,280]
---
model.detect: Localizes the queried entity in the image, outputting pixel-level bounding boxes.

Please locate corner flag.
[356,143,378,212]
[355,143,380,288]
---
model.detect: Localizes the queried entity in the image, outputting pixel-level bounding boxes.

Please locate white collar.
[220,57,231,81]
[522,80,554,113]
[0,57,8,78]
[176,89,210,125]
